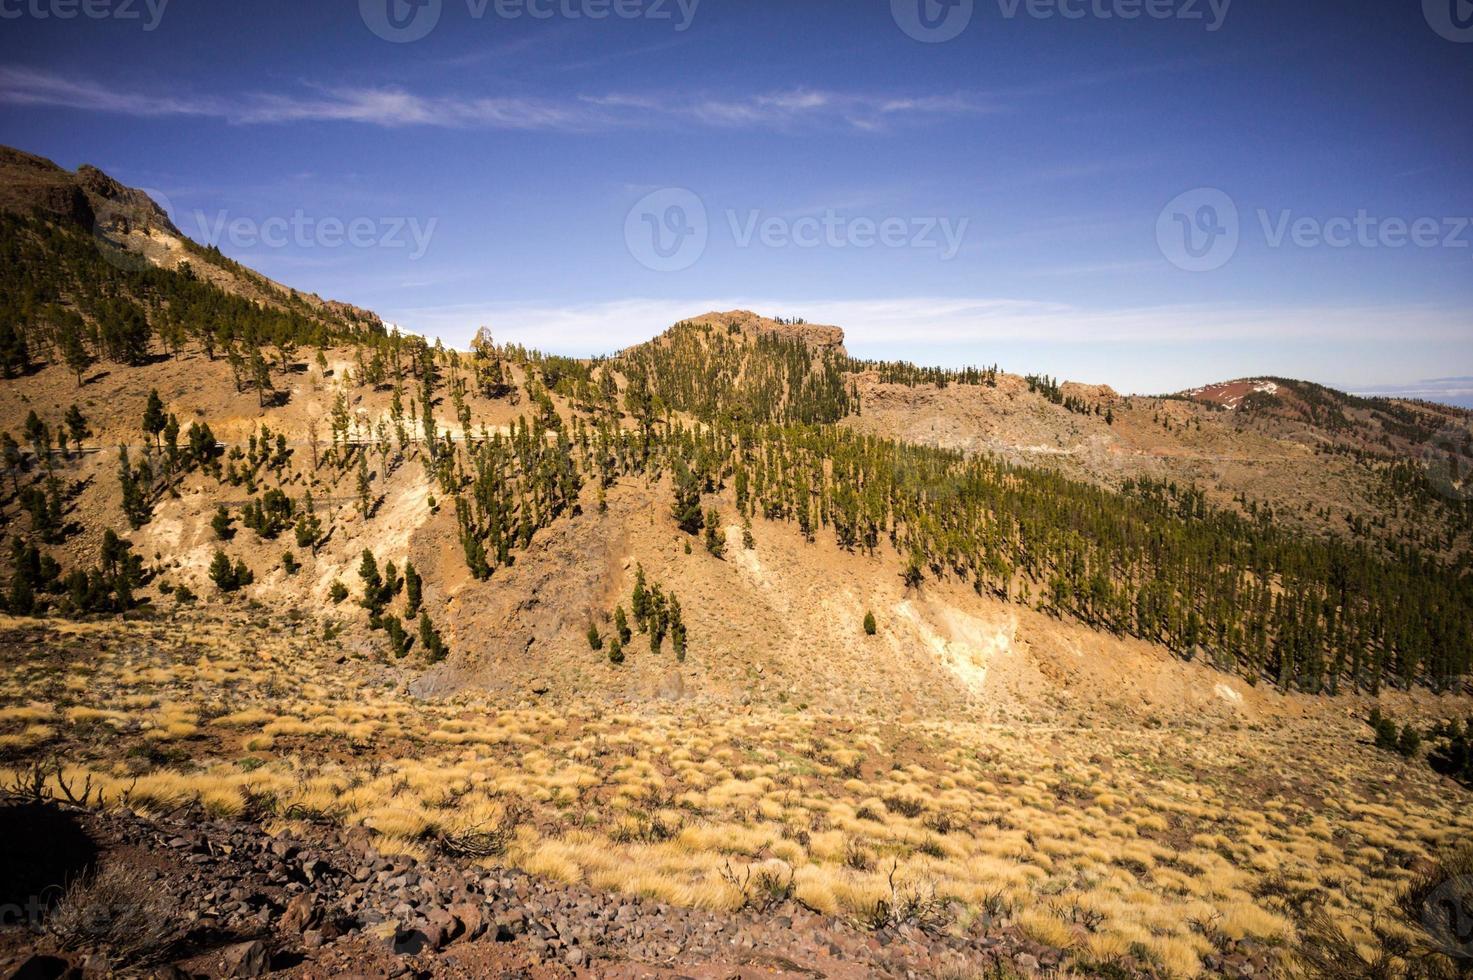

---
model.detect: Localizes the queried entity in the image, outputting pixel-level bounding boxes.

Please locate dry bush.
[720,859,795,913]
[1284,903,1403,980]
[923,810,957,835]
[866,861,952,934]
[47,865,177,967]
[883,794,925,818]
[3,760,115,809]
[843,837,873,871]
[433,801,527,858]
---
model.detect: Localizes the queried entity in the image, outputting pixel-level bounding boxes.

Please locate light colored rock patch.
[893,600,1015,693]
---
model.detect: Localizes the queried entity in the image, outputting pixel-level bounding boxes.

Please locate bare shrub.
[720,859,795,913]
[882,794,925,818]
[1283,904,1403,980]
[47,865,177,967]
[843,838,873,871]
[3,760,118,809]
[1399,844,1473,967]
[433,802,527,858]
[866,861,952,934]
[923,810,957,835]
[916,835,945,858]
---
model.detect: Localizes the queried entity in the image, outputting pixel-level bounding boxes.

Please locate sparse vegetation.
[0,612,1468,979]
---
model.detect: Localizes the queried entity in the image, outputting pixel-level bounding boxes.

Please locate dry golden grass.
[1,612,1469,978]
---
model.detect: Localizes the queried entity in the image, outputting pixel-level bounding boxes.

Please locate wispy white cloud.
[684,89,994,130]
[0,67,986,133]
[0,67,225,118]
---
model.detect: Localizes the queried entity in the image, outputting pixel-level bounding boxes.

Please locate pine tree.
[586,624,603,651]
[670,595,687,662]
[25,411,48,463]
[1398,724,1422,758]
[404,561,422,618]
[61,327,93,387]
[2,432,21,492]
[901,551,925,590]
[864,610,878,636]
[632,565,650,632]
[209,550,237,592]
[649,585,668,654]
[614,605,631,645]
[211,506,234,540]
[704,508,725,558]
[295,508,321,552]
[1373,712,1399,750]
[358,550,384,616]
[419,612,447,662]
[671,460,703,534]
[357,450,373,517]
[163,415,180,472]
[608,636,625,664]
[142,389,166,452]
[117,446,151,529]
[384,614,410,657]
[250,347,274,407]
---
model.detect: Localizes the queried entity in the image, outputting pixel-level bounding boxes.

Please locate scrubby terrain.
[4,614,1472,978]
[2,149,1472,978]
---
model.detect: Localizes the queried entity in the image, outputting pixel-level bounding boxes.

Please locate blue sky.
[1,0,1470,396]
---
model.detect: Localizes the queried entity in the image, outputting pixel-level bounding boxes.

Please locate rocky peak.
[0,144,177,237]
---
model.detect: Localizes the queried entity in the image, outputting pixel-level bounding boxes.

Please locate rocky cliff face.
[688,309,849,355]
[74,161,180,238]
[0,146,178,238]
[0,145,96,227]
[0,142,383,335]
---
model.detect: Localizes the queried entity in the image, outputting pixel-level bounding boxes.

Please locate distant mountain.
[1175,375,1470,454]
[1348,378,1473,411]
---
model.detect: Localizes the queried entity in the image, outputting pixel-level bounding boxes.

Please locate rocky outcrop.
[74,162,180,237]
[0,141,383,337]
[0,145,95,228]
[713,309,848,353]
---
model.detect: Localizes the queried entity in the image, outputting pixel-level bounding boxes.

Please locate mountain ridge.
[0,144,383,336]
